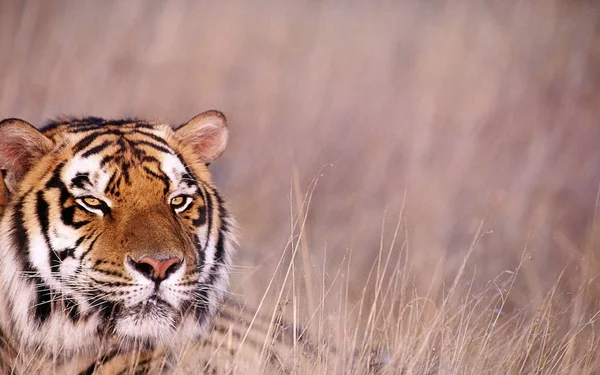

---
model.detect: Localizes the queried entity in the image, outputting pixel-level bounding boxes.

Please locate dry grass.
[233,179,600,374]
[1,0,600,373]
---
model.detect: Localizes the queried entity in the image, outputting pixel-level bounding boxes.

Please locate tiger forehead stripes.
[0,111,236,361]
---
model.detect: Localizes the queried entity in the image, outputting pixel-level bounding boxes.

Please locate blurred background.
[1,0,599,334]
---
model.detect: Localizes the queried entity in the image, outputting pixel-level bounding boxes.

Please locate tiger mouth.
[126,296,173,318]
[112,297,181,344]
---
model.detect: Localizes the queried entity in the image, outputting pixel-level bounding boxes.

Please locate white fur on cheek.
[29,234,53,281]
[49,224,80,250]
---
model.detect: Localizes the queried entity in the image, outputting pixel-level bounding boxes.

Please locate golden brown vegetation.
[1,1,599,373]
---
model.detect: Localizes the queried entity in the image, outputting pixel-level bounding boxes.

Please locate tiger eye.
[171,196,185,206]
[83,197,102,207]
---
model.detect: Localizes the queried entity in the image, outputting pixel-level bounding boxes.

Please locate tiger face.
[0,111,235,353]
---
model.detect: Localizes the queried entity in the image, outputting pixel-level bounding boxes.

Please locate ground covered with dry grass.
[1,1,599,373]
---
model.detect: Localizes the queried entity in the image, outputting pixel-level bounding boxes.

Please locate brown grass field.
[1,1,600,374]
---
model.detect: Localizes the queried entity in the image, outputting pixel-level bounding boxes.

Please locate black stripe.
[194,235,205,268]
[80,140,114,158]
[142,167,170,196]
[216,192,229,233]
[36,191,51,247]
[191,184,207,227]
[181,172,196,187]
[78,349,119,375]
[202,185,213,250]
[65,124,106,134]
[104,171,118,194]
[73,132,106,153]
[140,155,161,165]
[70,117,105,127]
[191,204,206,227]
[174,151,197,185]
[89,278,133,288]
[96,299,120,325]
[62,204,92,228]
[130,144,146,161]
[56,246,76,268]
[45,162,65,190]
[129,140,173,155]
[35,190,62,277]
[64,297,80,322]
[121,162,131,184]
[79,234,100,261]
[207,190,227,270]
[71,173,90,189]
[32,275,53,324]
[100,154,116,167]
[50,249,61,275]
[40,120,71,132]
[51,236,85,275]
[92,268,126,278]
[133,130,170,146]
[10,197,29,264]
[214,230,225,267]
[73,130,125,152]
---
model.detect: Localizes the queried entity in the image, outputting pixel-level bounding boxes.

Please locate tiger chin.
[0,111,236,371]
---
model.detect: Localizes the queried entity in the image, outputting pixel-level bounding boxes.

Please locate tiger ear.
[0,118,53,192]
[174,110,229,163]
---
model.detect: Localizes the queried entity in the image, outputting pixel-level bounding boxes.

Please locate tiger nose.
[129,256,182,282]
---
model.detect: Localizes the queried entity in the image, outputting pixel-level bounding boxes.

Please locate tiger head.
[0,111,235,353]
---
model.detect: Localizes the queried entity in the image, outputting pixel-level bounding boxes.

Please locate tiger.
[0,112,325,374]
